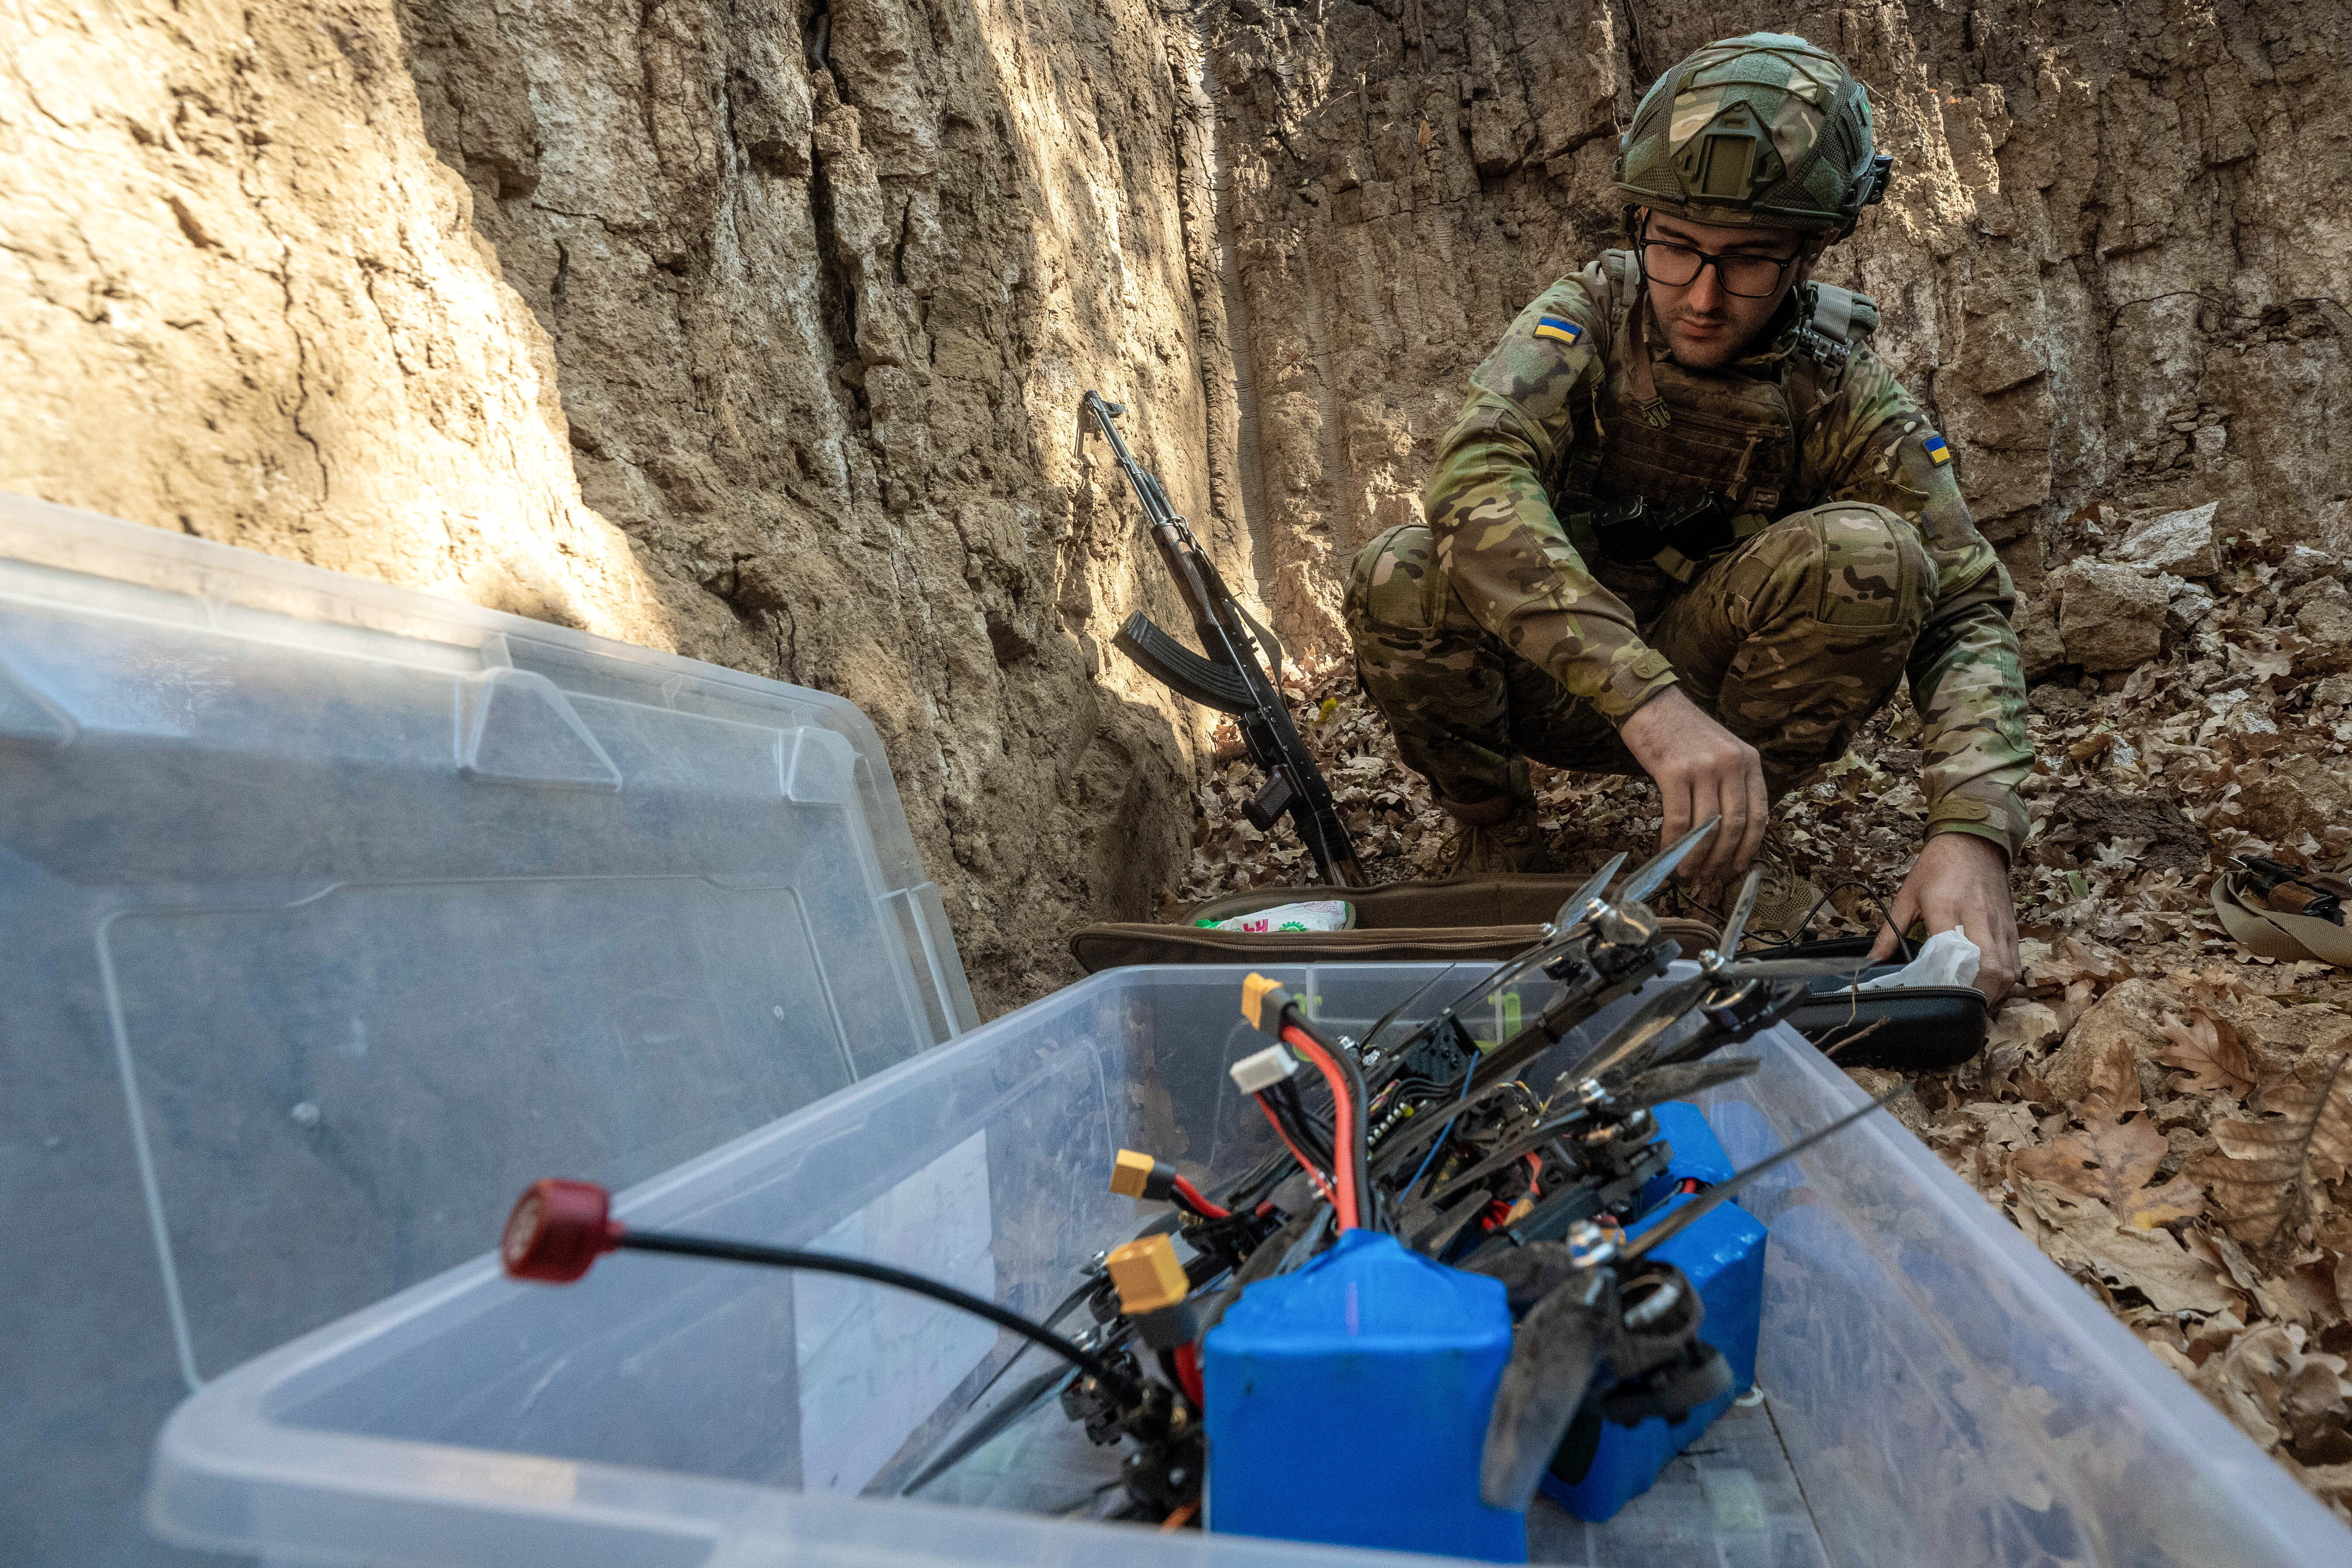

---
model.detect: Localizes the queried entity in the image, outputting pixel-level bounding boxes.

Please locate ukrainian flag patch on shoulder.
[1923,433,1953,465]
[1533,315,1583,346]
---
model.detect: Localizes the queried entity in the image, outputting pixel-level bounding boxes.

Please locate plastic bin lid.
[0,491,976,1565]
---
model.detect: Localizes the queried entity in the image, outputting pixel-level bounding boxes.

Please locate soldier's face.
[1638,212,1818,369]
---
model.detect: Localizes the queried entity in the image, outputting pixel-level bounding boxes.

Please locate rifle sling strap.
[1232,599,1286,688]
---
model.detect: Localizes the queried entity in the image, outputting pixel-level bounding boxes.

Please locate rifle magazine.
[1113,612,1255,715]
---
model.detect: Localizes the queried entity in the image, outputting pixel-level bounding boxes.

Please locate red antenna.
[501,1178,625,1282]
[492,1178,1136,1395]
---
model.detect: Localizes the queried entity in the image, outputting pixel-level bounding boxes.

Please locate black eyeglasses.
[1638,236,1804,299]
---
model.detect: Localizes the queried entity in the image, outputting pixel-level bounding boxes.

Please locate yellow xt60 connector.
[1240,972,1289,1032]
[1105,1234,1189,1315]
[1110,1148,1158,1199]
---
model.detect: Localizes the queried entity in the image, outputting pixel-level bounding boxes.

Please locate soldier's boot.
[1435,780,1553,878]
[1739,836,1827,946]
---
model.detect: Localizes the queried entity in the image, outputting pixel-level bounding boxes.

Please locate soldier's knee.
[1752,503,1933,636]
[1345,523,1439,637]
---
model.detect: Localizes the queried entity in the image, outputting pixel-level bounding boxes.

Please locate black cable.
[1663,880,1729,928]
[1373,1072,1508,1177]
[1268,1078,1334,1171]
[1220,1145,1296,1211]
[1756,877,1868,946]
[618,1232,1135,1395]
[1278,1079,1333,1142]
[1780,878,1911,961]
[1288,1111,1337,1183]
[1674,871,1912,963]
[1221,1096,1332,1207]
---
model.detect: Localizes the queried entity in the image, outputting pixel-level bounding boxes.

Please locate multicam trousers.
[1344,504,1935,808]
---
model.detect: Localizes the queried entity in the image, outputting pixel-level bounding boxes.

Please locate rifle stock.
[1080,391,1364,887]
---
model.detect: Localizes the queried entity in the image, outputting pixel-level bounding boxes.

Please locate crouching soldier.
[1345,32,2031,999]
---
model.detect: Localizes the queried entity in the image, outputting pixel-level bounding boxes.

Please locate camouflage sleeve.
[1421,279,1680,720]
[1808,350,2033,857]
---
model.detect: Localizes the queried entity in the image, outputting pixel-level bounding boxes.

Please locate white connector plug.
[1229,1043,1298,1095]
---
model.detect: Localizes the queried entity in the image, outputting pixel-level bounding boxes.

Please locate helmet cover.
[1614,33,1889,233]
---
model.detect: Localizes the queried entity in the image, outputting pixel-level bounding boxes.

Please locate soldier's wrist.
[1924,778,2029,861]
[1600,665,1681,726]
[1923,819,2014,865]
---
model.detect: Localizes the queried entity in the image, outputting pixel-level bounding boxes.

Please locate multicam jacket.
[1423,250,2032,856]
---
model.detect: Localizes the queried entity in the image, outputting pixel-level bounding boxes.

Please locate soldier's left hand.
[1869,832,2020,1004]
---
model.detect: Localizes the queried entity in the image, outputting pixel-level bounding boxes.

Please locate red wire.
[1171,1175,1229,1220]
[1281,1025,1359,1230]
[1255,1095,1337,1206]
[1172,1342,1206,1406]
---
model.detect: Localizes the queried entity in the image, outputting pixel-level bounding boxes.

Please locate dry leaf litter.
[1170,516,2352,1519]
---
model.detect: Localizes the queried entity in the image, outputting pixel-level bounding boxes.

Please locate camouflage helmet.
[1613,33,1892,233]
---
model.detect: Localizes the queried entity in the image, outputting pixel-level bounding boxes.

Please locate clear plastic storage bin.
[148,964,2352,1567]
[0,493,974,1566]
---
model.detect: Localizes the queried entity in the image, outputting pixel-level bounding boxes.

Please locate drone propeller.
[1612,1055,1762,1111]
[1394,832,1723,1107]
[1566,937,1869,1094]
[1478,1265,1612,1508]
[1644,980,1821,1074]
[1714,866,1761,961]
[1553,853,1628,931]
[1562,973,1712,1086]
[1398,927,1586,1064]
[1620,1082,1908,1264]
[1467,931,1588,1013]
[1619,816,1721,907]
[1701,869,1875,983]
[1445,849,1644,1035]
[900,1362,1078,1495]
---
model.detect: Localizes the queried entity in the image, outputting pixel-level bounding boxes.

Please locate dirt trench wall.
[1,0,1238,1012]
[1200,0,2351,645]
[5,0,2345,1011]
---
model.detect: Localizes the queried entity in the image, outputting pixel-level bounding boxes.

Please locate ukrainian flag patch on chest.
[1923,433,1952,465]
[1534,315,1583,346]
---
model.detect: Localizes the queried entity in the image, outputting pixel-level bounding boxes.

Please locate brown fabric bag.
[1069,876,1719,971]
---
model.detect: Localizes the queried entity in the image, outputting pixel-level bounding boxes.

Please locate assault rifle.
[1078,391,1364,886]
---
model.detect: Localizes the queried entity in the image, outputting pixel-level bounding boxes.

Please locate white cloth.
[1856,926,1981,991]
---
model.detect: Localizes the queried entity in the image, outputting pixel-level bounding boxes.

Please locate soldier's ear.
[1791,233,1833,289]
[1787,244,1816,291]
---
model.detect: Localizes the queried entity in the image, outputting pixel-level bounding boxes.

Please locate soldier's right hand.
[1618,686,1768,886]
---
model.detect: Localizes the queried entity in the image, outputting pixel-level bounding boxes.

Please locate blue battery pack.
[1204,1229,1528,1561]
[1540,1102,1766,1521]
[1641,1100,1737,1204]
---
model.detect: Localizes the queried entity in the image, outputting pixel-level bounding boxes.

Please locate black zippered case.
[1773,936,1989,1070]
